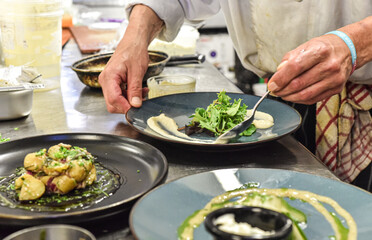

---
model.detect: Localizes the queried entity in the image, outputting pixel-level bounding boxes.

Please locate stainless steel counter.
[0,40,338,239]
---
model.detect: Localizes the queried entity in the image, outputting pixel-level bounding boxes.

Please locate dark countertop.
[0,39,337,239]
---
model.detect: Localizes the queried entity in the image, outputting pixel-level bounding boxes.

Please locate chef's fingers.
[126,58,148,109]
[268,38,331,93]
[273,58,348,98]
[279,75,345,105]
[99,72,132,114]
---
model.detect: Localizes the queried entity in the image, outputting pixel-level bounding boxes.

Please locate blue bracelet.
[326,30,357,68]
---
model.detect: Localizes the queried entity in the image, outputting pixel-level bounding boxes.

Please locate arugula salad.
[185,91,256,137]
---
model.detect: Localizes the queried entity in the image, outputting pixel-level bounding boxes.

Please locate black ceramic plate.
[126,92,301,150]
[0,133,168,226]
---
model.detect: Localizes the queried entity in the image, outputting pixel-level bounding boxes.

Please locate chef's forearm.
[119,4,164,49]
[339,16,372,69]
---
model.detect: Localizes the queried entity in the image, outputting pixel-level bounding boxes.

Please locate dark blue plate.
[126,92,301,150]
[129,168,372,240]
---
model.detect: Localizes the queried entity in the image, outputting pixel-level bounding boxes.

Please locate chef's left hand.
[268,34,354,104]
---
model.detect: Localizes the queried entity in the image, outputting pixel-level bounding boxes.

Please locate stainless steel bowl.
[0,89,33,120]
[3,224,96,240]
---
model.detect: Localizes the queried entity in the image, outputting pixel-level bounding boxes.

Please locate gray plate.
[0,133,168,226]
[126,92,301,150]
[130,168,372,240]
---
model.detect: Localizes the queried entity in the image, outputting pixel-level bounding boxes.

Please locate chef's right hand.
[98,4,164,114]
[98,39,149,114]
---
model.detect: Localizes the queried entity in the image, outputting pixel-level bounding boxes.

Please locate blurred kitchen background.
[68,0,263,95]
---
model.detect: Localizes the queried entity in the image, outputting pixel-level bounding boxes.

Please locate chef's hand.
[98,5,163,114]
[98,40,149,114]
[268,33,354,105]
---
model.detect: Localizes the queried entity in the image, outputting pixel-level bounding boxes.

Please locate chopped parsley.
[0,134,10,143]
[35,149,46,156]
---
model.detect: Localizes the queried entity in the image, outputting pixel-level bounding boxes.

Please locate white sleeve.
[125,0,220,42]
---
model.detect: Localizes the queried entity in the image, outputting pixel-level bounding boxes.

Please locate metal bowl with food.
[71,51,204,88]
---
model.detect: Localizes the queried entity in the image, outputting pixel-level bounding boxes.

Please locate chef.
[98,0,372,191]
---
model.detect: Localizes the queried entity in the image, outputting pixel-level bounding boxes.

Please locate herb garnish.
[0,134,10,143]
[187,91,256,136]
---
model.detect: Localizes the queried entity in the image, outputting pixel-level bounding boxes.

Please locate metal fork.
[214,90,271,144]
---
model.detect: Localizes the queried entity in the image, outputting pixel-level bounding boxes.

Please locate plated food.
[126,92,286,150]
[0,143,120,211]
[15,143,97,201]
[0,134,168,226]
[126,92,301,149]
[146,91,275,144]
[130,168,372,240]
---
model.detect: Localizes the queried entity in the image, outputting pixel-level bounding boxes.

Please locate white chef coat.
[125,0,372,84]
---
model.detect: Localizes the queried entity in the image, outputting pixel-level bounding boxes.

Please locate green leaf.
[241,124,257,136]
[226,99,241,116]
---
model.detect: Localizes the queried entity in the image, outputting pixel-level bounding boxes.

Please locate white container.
[0,0,63,90]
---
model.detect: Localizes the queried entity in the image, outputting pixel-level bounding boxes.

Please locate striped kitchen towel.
[316,83,372,182]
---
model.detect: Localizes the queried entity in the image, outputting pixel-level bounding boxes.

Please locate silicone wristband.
[326,30,357,74]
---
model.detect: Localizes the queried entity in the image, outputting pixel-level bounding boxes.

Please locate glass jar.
[147,75,196,99]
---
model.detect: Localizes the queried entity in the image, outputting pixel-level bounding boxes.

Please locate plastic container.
[0,0,63,90]
[147,75,196,99]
